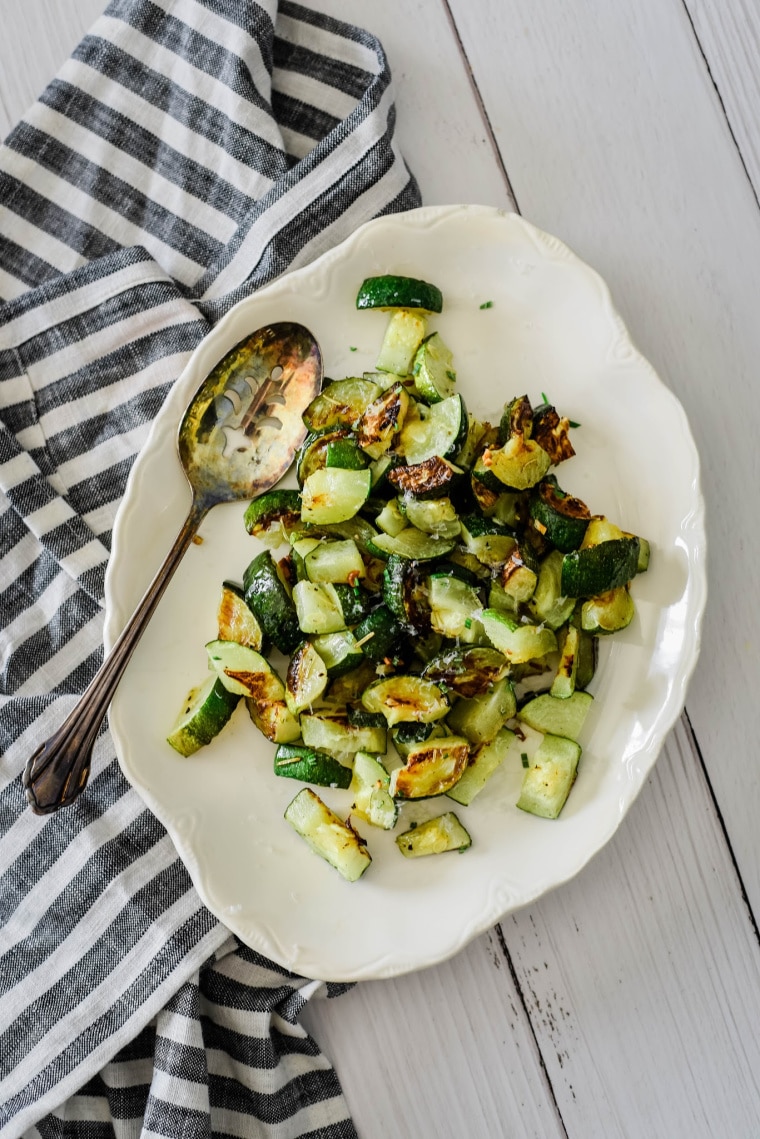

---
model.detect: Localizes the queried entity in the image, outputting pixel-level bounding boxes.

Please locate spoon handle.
[22,501,208,814]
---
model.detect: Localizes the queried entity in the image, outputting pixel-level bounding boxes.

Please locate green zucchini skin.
[274,744,353,789]
[353,605,408,664]
[560,537,641,597]
[423,646,508,698]
[296,426,352,486]
[243,489,302,539]
[356,274,444,313]
[243,550,301,655]
[382,554,431,633]
[529,477,591,552]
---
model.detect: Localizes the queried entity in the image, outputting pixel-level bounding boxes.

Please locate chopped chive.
[541,391,549,404]
[521,752,530,769]
[569,419,582,428]
[349,346,357,352]
[464,618,472,629]
[479,300,494,309]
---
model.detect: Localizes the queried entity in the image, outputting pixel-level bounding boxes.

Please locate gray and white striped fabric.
[0,1,420,1135]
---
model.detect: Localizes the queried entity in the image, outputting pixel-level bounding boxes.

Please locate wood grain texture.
[684,0,760,206]
[312,0,514,210]
[505,718,760,1137]
[448,0,760,912]
[301,934,568,1139]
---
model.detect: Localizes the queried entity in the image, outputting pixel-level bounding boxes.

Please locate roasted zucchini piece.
[274,744,353,789]
[550,624,580,699]
[446,676,516,746]
[411,331,457,402]
[285,788,371,881]
[351,751,398,830]
[396,812,472,857]
[516,734,581,819]
[517,690,593,741]
[529,476,591,552]
[304,539,365,584]
[389,736,470,799]
[581,586,635,633]
[303,378,379,432]
[167,675,240,757]
[375,310,428,375]
[356,274,443,313]
[325,436,368,470]
[387,455,463,500]
[481,609,558,663]
[447,727,515,806]
[399,393,467,465]
[292,581,347,635]
[357,383,410,459]
[560,538,640,597]
[500,548,538,605]
[243,550,301,655]
[531,401,576,465]
[300,708,387,757]
[498,394,534,443]
[481,434,552,491]
[383,554,431,633]
[217,582,266,650]
[362,675,450,727]
[366,526,457,562]
[243,489,302,543]
[391,720,447,760]
[353,605,407,664]
[301,468,372,525]
[401,495,461,539]
[454,414,488,471]
[312,630,364,678]
[296,426,352,485]
[206,640,300,743]
[423,646,508,698]
[427,574,483,642]
[285,640,328,714]
[375,497,408,537]
[530,550,576,629]
[459,514,516,567]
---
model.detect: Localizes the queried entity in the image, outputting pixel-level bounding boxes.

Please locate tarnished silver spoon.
[23,322,322,814]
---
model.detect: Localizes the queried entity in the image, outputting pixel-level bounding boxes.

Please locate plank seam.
[438,0,521,211]
[494,922,570,1138]
[683,707,760,946]
[679,0,760,211]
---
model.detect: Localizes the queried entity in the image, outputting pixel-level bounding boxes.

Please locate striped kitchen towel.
[0,1,420,1135]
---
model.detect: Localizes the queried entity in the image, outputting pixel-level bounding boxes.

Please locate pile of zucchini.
[168,274,650,883]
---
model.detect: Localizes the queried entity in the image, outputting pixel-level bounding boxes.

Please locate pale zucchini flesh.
[516,735,581,819]
[285,788,371,881]
[396,812,471,857]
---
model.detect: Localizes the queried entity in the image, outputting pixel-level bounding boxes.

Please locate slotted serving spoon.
[23,322,322,814]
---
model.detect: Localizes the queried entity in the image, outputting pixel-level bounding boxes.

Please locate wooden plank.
[301,932,567,1139]
[500,718,760,1136]
[445,0,760,1130]
[684,0,760,203]
[310,0,513,209]
[447,0,760,926]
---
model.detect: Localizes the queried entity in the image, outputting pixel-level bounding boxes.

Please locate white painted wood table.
[3,1,759,1136]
